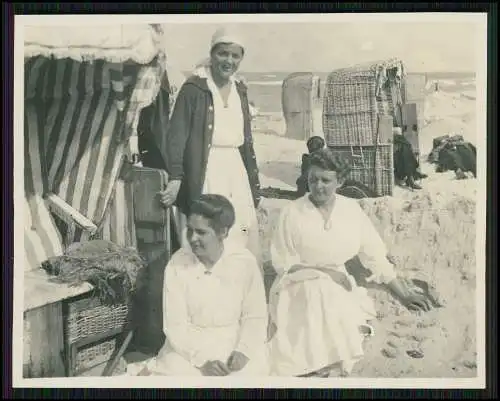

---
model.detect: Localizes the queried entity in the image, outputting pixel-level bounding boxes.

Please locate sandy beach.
[252,81,479,378]
[121,78,479,380]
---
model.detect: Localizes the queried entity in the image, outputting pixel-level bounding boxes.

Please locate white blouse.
[203,67,245,148]
[162,246,268,368]
[270,194,397,284]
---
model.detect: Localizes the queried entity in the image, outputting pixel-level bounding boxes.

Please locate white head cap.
[210,27,245,53]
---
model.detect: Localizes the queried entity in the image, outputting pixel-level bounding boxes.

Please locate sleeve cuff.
[168,165,184,180]
[365,266,398,285]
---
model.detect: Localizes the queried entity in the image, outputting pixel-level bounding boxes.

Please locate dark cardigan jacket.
[165,75,261,215]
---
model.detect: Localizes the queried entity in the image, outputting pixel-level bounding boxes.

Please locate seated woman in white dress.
[145,194,270,376]
[268,148,434,378]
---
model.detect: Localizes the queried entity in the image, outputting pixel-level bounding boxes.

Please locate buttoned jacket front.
[165,75,261,215]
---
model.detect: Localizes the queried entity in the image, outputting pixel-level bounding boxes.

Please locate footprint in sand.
[408,334,426,343]
[394,319,413,328]
[387,330,405,338]
[416,318,438,329]
[406,349,425,359]
[381,347,399,359]
[382,333,405,358]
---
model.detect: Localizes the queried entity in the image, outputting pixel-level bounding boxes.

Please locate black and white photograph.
[13,12,487,388]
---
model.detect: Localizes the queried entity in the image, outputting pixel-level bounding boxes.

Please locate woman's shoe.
[406,177,422,190]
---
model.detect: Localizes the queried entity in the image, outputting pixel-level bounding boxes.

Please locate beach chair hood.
[24,24,167,271]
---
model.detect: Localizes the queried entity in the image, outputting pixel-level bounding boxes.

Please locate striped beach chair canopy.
[24,24,167,272]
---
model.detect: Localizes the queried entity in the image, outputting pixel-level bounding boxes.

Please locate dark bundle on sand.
[41,240,146,305]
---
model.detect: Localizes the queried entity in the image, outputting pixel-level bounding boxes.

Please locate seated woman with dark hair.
[268,148,435,377]
[144,194,270,376]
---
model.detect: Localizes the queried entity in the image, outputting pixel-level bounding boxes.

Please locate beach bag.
[437,141,476,177]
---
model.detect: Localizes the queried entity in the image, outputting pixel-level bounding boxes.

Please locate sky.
[161,20,482,74]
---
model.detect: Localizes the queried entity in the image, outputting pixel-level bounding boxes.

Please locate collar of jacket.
[182,71,249,97]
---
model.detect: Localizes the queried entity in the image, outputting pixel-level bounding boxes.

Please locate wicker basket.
[323,59,404,146]
[63,293,131,375]
[65,295,130,344]
[329,144,394,197]
[75,338,118,373]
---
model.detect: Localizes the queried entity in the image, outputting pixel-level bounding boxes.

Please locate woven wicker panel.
[323,78,401,146]
[75,338,117,373]
[326,58,404,84]
[323,81,377,115]
[65,296,130,344]
[323,111,378,146]
[329,145,394,196]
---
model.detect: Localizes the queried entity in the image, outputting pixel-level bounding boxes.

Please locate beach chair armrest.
[45,193,98,236]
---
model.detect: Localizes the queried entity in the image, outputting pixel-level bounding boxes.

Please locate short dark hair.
[308,148,351,180]
[189,194,236,234]
[306,136,325,153]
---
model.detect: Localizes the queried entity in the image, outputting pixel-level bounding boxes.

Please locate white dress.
[268,194,397,377]
[147,246,270,376]
[172,67,261,263]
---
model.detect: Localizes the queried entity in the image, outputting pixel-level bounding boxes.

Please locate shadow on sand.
[259,160,300,189]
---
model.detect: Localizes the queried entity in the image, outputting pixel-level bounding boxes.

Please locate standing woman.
[159,27,262,261]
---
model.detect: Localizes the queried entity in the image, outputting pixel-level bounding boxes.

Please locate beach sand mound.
[253,81,479,378]
[258,188,477,378]
[352,190,477,378]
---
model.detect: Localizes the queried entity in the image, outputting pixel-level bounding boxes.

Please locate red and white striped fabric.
[24,55,164,270]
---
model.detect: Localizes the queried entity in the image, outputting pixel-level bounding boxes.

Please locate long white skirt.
[172,146,261,263]
[268,269,376,377]
[141,322,270,377]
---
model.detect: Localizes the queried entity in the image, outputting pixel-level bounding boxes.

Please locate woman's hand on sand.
[227,351,249,372]
[401,292,432,312]
[158,179,182,207]
[200,360,231,376]
[387,278,433,312]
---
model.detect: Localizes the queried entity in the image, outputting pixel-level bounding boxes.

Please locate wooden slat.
[130,166,169,226]
[377,114,394,144]
[402,103,421,155]
[45,193,98,235]
[23,302,66,378]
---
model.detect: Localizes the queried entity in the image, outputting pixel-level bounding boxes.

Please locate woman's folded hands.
[200,360,231,376]
[199,351,250,376]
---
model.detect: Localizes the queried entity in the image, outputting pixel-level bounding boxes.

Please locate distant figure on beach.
[393,127,427,190]
[158,27,263,263]
[268,149,436,377]
[296,135,325,196]
[144,195,270,377]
